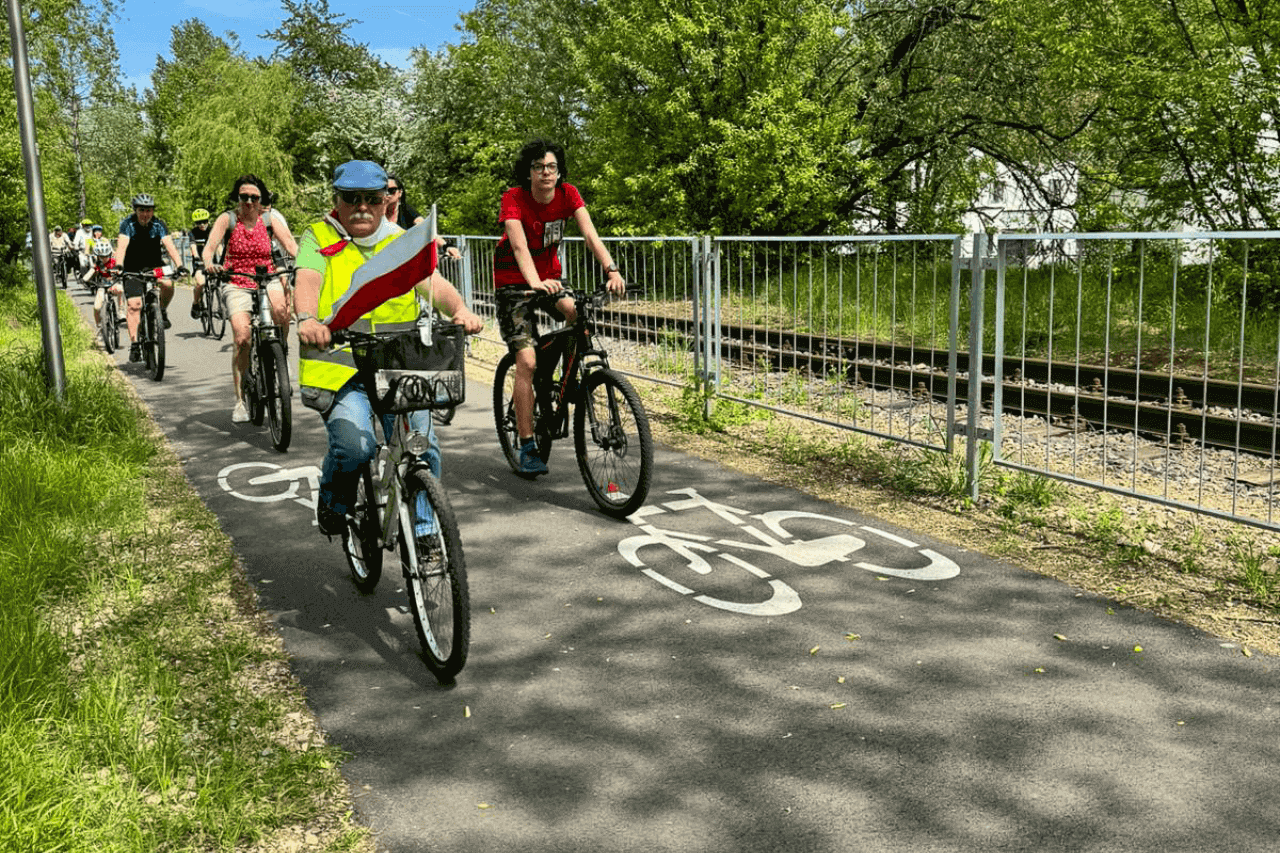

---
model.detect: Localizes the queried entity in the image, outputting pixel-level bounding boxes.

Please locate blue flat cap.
[332,160,388,191]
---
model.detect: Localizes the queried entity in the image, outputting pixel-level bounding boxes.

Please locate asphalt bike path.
[69,285,1280,852]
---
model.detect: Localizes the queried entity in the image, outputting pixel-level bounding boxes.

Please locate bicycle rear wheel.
[574,368,653,517]
[264,340,292,451]
[145,296,165,381]
[100,295,117,354]
[493,351,551,473]
[342,465,383,593]
[401,469,469,681]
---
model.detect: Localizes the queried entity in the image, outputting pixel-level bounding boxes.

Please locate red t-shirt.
[493,184,585,287]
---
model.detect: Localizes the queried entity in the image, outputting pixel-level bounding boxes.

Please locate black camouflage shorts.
[496,288,567,352]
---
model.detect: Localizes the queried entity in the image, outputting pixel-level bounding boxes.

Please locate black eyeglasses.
[530,162,559,174]
[238,193,262,203]
[338,190,386,206]
[134,207,155,213]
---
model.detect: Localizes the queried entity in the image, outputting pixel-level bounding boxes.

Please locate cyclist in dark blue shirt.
[112,193,185,362]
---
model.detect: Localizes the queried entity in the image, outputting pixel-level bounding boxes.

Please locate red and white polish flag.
[323,218,438,331]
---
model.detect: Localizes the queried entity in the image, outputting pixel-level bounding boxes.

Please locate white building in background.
[960,160,1079,262]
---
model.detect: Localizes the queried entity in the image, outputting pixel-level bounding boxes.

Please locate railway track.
[598,307,1280,459]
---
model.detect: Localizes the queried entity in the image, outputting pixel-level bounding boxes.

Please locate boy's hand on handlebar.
[533,278,563,295]
[605,269,626,296]
[298,318,331,348]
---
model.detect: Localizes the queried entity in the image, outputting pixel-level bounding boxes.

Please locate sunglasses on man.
[338,190,387,206]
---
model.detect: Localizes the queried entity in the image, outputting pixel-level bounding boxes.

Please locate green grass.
[0,281,368,852]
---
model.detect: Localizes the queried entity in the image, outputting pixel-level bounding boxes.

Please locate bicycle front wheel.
[574,369,653,517]
[247,344,266,426]
[401,469,470,681]
[208,286,227,340]
[343,464,383,592]
[146,297,165,381]
[100,296,117,354]
[493,351,551,473]
[264,340,292,451]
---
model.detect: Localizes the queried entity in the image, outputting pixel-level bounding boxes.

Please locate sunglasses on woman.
[238,193,262,203]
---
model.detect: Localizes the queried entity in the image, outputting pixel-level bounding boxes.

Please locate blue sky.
[113,0,473,93]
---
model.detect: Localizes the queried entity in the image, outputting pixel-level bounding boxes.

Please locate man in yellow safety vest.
[294,160,482,536]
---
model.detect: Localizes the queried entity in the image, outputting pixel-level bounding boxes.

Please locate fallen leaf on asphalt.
[1034,667,1046,673]
[1243,647,1253,657]
[1133,645,1143,652]
[464,706,471,718]
[1053,634,1067,641]
[837,676,846,684]
[809,645,820,656]
[829,703,847,710]
[477,803,492,810]
[844,633,860,641]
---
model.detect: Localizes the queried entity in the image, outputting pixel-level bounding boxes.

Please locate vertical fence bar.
[967,233,988,500]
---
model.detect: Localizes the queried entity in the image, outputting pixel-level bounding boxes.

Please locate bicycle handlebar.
[503,281,641,306]
[211,266,292,285]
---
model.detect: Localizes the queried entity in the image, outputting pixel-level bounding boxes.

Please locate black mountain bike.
[52,249,69,289]
[94,274,120,354]
[198,262,228,340]
[333,323,471,680]
[493,284,653,517]
[118,270,172,382]
[215,267,292,451]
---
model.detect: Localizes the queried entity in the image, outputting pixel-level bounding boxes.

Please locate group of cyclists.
[54,139,627,547]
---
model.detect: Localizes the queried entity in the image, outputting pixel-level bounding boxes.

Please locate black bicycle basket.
[351,323,467,414]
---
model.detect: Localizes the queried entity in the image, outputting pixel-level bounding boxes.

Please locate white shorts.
[224,282,284,317]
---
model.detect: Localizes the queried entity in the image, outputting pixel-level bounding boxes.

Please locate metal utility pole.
[6,0,67,399]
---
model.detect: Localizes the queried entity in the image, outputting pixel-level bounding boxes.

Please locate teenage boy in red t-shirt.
[493,138,625,475]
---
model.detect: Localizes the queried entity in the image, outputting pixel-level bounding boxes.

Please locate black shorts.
[121,275,148,300]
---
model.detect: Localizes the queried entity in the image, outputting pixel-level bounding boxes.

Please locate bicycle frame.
[532,292,613,439]
[367,413,434,561]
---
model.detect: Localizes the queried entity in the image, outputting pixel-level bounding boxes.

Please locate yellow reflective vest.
[298,221,420,393]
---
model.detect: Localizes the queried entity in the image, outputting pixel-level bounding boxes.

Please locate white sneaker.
[232,400,249,423]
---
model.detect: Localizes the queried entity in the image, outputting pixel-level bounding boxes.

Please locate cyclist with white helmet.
[88,241,121,328]
[112,193,185,363]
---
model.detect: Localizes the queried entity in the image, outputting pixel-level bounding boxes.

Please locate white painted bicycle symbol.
[618,488,960,616]
[217,462,323,521]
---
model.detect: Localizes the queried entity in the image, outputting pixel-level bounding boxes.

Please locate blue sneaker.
[518,438,548,476]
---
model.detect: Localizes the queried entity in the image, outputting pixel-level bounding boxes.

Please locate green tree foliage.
[169,56,297,214]
[146,20,240,171]
[25,0,124,220]
[573,0,866,234]
[263,0,392,188]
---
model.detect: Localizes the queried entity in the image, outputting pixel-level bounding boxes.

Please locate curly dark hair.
[225,174,270,206]
[513,138,567,192]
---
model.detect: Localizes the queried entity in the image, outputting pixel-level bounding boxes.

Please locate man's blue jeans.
[318,377,440,535]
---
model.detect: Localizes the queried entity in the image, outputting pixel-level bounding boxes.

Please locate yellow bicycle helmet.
[81,218,93,226]
[191,208,210,223]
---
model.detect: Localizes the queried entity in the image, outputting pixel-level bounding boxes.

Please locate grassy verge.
[0,282,370,852]
[468,331,1280,657]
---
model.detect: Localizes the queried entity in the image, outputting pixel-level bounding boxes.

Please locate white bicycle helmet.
[93,242,112,257]
[131,193,156,207]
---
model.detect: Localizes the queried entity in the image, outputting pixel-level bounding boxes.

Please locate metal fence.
[444,230,1280,533]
